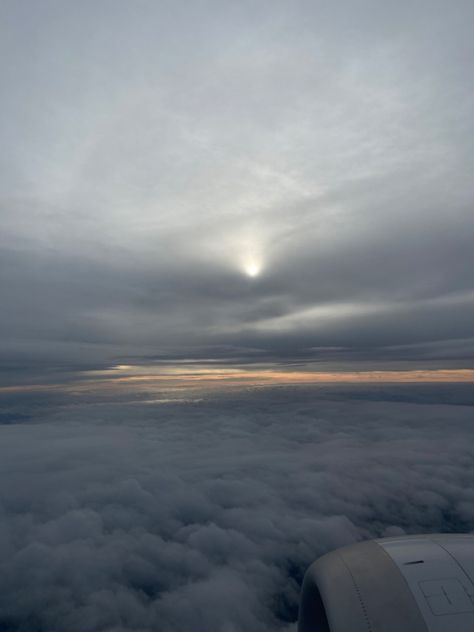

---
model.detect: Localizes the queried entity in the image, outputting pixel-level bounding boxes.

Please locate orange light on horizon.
[1,367,474,395]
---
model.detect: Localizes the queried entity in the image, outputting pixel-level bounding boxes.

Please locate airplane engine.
[298,534,474,632]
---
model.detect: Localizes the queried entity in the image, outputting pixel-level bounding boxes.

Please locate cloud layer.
[1,1,474,383]
[1,384,474,631]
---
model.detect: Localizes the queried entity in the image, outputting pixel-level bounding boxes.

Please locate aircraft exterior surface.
[298,533,474,632]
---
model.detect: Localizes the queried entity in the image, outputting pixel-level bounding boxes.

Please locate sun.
[244,262,261,278]
[239,242,263,278]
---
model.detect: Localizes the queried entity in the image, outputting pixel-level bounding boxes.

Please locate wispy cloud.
[1,0,473,383]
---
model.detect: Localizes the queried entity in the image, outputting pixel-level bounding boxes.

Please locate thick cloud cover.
[1,1,474,383]
[2,4,473,630]
[1,384,474,631]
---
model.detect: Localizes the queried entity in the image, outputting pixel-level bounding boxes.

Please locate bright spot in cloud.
[243,259,262,278]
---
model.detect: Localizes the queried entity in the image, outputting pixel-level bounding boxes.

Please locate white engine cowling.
[298,534,474,632]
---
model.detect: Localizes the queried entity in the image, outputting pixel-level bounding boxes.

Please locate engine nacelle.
[298,534,474,632]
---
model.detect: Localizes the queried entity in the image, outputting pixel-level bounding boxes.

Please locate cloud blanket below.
[1,384,474,631]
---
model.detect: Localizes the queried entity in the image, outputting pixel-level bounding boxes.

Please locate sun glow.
[241,254,263,278]
[3,368,474,396]
[244,262,261,277]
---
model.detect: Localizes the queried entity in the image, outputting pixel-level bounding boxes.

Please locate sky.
[1,0,474,389]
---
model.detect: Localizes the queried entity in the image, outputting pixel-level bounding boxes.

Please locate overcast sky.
[1,0,474,385]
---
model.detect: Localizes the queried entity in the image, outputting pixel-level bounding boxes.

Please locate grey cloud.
[1,384,474,631]
[1,0,474,381]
